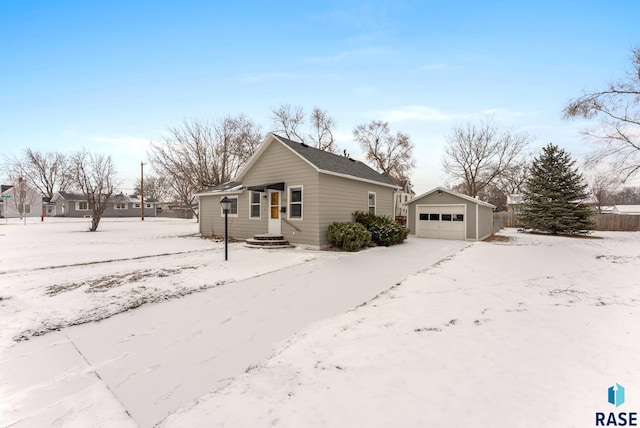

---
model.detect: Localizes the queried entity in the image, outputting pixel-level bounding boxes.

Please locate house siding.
[1,186,43,218]
[318,174,395,248]
[476,205,494,240]
[199,140,321,247]
[54,197,157,217]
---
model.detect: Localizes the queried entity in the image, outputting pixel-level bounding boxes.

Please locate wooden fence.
[493,212,640,232]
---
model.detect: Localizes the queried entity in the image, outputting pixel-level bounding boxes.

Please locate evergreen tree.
[520,143,594,234]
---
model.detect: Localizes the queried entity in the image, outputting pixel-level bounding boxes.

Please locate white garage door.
[416,205,466,240]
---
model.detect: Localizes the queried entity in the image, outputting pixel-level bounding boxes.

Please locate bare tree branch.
[148,115,262,217]
[3,149,71,199]
[69,150,117,232]
[353,120,415,185]
[442,119,531,198]
[564,47,640,182]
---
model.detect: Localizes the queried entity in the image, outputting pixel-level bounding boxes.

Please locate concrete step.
[245,235,293,249]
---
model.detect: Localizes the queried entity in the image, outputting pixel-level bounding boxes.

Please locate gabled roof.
[613,205,640,214]
[235,133,398,189]
[406,186,496,209]
[195,181,244,196]
[51,191,157,204]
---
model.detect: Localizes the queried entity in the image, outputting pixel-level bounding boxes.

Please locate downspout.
[476,204,479,240]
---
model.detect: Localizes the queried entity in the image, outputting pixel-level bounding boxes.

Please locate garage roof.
[406,187,496,209]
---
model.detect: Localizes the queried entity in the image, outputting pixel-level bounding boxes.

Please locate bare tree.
[309,107,337,152]
[442,119,531,198]
[563,47,640,182]
[134,174,174,203]
[271,104,338,153]
[70,150,117,232]
[271,104,306,143]
[588,171,621,212]
[4,149,71,199]
[613,186,640,204]
[148,114,262,217]
[352,120,415,185]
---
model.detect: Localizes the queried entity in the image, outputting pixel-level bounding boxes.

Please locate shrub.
[327,222,372,251]
[353,211,409,246]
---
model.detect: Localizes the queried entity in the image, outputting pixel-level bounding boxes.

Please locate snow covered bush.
[353,211,409,246]
[327,222,372,251]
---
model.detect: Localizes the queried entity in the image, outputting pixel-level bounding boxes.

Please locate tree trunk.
[90,214,101,232]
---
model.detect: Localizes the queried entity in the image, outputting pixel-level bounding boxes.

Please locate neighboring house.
[42,197,57,217]
[51,192,158,217]
[196,133,399,249]
[610,205,640,215]
[0,183,43,218]
[405,187,496,241]
[506,194,524,214]
[394,180,414,222]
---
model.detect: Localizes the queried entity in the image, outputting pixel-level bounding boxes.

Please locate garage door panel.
[416,205,466,240]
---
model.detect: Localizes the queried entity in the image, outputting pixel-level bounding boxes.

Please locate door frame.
[268,189,281,235]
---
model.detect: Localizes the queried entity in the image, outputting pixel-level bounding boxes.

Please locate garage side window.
[453,214,464,221]
[220,196,238,217]
[419,213,429,220]
[441,214,452,221]
[429,213,439,221]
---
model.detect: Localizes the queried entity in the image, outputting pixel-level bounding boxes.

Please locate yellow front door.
[270,191,279,219]
[268,190,281,234]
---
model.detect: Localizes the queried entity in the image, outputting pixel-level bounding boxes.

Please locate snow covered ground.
[0,217,327,349]
[1,218,639,427]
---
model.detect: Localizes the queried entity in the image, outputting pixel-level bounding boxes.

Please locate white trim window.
[146,203,152,208]
[220,196,238,217]
[288,186,303,220]
[18,203,31,214]
[77,201,89,211]
[368,192,376,215]
[249,191,261,219]
[133,203,141,208]
[114,202,127,210]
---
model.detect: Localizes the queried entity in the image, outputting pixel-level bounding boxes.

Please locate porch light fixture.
[220,196,232,261]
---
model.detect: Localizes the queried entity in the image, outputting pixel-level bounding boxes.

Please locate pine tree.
[520,143,594,234]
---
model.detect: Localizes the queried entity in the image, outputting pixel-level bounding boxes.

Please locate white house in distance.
[404,187,496,241]
[0,183,43,218]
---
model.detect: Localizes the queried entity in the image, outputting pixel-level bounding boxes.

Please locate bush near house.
[327,222,372,252]
[353,211,410,246]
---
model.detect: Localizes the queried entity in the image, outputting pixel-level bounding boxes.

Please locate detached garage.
[405,187,496,241]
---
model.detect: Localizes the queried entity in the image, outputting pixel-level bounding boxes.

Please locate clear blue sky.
[1,0,638,193]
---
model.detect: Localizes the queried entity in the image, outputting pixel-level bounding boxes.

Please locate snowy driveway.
[1,233,468,428]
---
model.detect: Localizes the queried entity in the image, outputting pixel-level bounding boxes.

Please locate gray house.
[405,187,495,241]
[52,192,158,218]
[196,133,399,249]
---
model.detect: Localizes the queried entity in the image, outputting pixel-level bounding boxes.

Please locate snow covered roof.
[194,181,244,196]
[612,205,640,214]
[405,186,496,209]
[506,194,523,205]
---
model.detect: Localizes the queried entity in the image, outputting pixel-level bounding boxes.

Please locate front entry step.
[245,234,293,248]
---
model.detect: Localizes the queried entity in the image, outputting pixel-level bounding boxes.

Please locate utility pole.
[141,162,145,221]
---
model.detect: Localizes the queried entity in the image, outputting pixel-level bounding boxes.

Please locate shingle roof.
[197,181,243,195]
[273,134,396,187]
